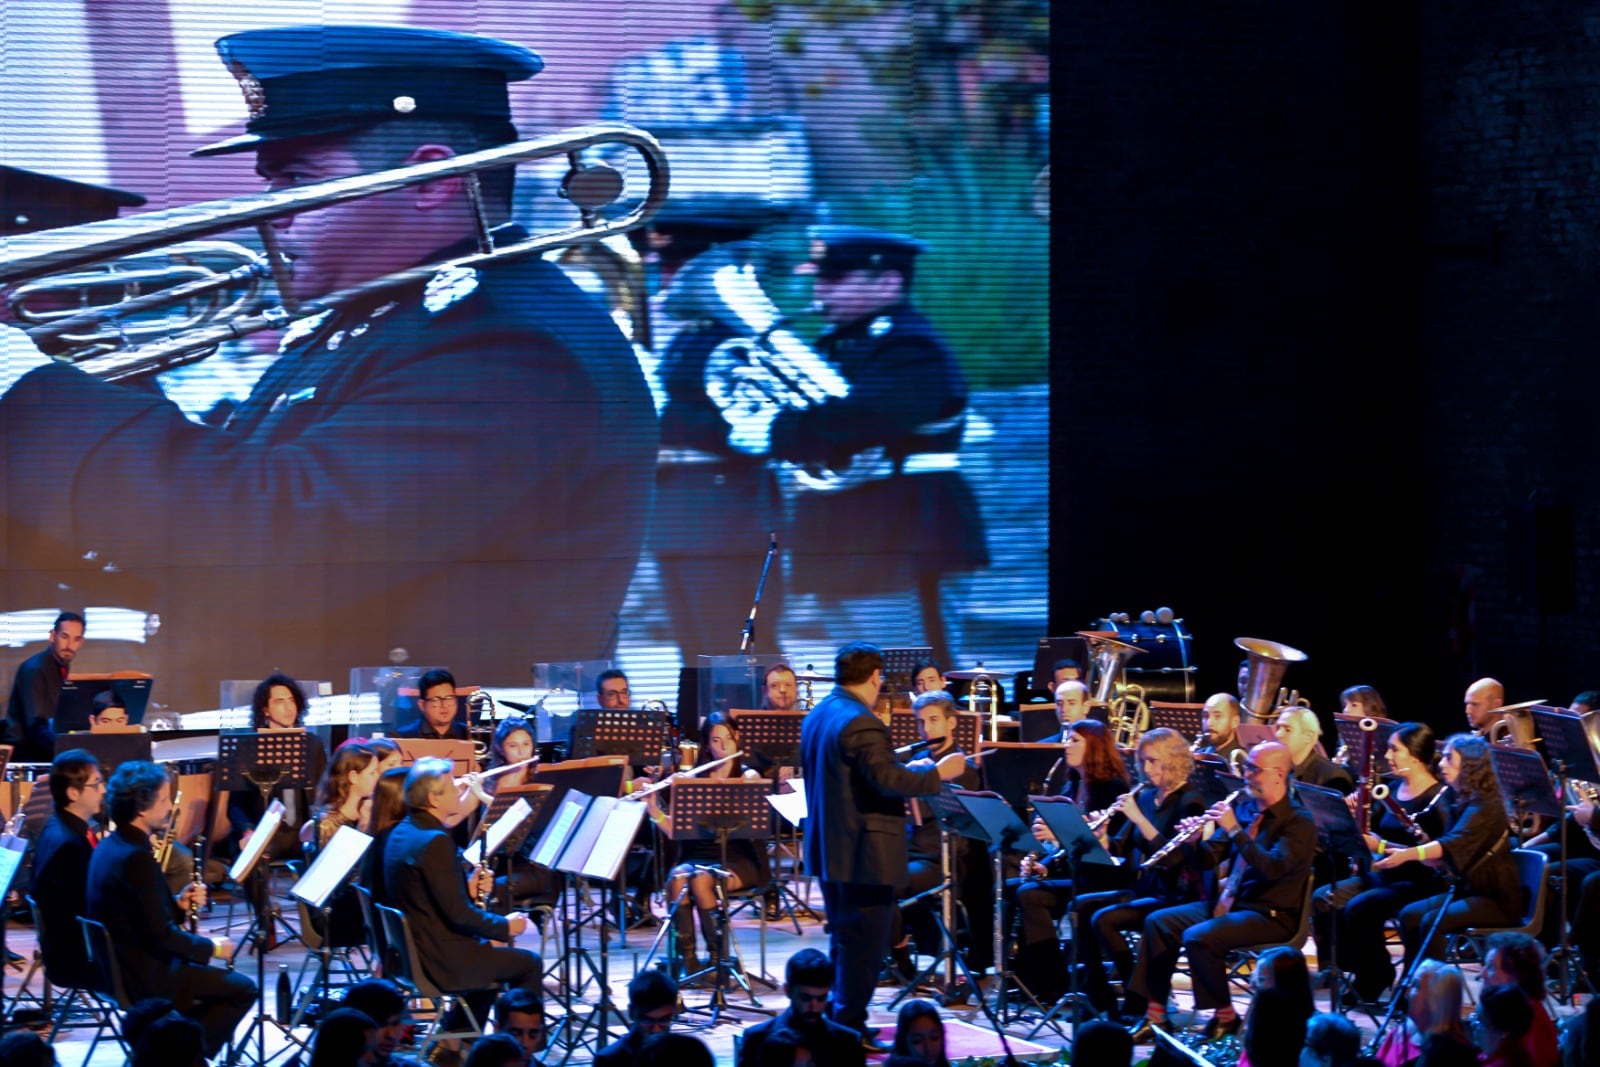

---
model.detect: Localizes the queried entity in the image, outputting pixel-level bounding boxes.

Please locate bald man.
[1125,741,1316,1043]
[1196,693,1245,763]
[1463,677,1504,732]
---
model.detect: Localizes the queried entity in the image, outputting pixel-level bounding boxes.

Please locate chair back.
[78,917,131,1009]
[1510,848,1547,933]
[353,884,393,975]
[1288,873,1314,950]
[373,902,442,1000]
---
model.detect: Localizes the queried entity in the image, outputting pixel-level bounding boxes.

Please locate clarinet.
[188,834,205,933]
[1141,789,1243,868]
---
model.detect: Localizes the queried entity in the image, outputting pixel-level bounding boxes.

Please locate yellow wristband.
[1377,841,1386,857]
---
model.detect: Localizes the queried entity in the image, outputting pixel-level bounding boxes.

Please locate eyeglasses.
[421,696,457,708]
[84,778,106,790]
[600,688,630,699]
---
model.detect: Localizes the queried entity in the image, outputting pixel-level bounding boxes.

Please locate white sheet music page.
[768,779,807,826]
[291,825,372,908]
[228,799,285,883]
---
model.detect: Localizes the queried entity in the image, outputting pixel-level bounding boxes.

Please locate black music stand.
[470,788,547,913]
[1333,714,1399,775]
[1027,795,1120,1037]
[952,789,1049,1032]
[219,730,313,954]
[1294,780,1365,1014]
[54,730,152,775]
[892,790,991,1007]
[1488,745,1563,839]
[726,710,818,925]
[1188,761,1244,806]
[1528,706,1600,1003]
[569,709,668,769]
[977,742,1066,819]
[537,790,645,1063]
[287,826,372,1029]
[657,778,778,1025]
[1147,702,1205,742]
[882,646,936,696]
[227,799,297,1066]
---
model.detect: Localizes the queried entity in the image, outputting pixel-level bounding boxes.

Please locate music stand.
[1148,702,1205,741]
[1188,760,1244,806]
[729,710,806,769]
[1027,795,1120,1036]
[952,789,1050,1028]
[288,826,373,1028]
[539,790,644,1061]
[1527,706,1600,1003]
[227,799,294,1065]
[219,731,313,955]
[1487,745,1563,832]
[1237,724,1278,749]
[654,778,778,1025]
[394,738,476,779]
[569,709,668,769]
[468,791,545,913]
[977,742,1064,819]
[1333,714,1399,775]
[54,731,152,775]
[882,646,936,696]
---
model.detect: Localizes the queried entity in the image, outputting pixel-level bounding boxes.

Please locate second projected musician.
[0,24,657,713]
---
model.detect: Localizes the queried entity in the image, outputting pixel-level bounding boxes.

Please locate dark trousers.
[1397,891,1517,970]
[442,946,543,1032]
[1312,875,1430,1000]
[896,852,995,975]
[1082,892,1172,1008]
[169,962,259,1056]
[1128,901,1297,1011]
[1574,868,1600,987]
[822,880,895,1032]
[1531,849,1600,948]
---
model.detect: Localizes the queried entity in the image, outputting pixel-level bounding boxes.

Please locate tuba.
[1235,637,1309,724]
[1079,630,1150,747]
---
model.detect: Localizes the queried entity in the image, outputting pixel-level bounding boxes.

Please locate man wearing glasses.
[397,667,471,741]
[1126,740,1315,1044]
[596,669,633,710]
[28,748,105,989]
[594,968,678,1067]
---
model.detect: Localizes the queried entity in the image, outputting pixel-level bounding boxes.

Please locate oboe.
[1141,789,1243,868]
[188,834,205,933]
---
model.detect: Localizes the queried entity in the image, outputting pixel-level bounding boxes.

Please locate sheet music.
[0,835,25,895]
[291,826,372,909]
[768,780,808,827]
[531,793,587,869]
[229,799,285,883]
[483,798,533,860]
[582,799,648,880]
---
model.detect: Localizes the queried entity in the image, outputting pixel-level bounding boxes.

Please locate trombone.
[0,122,670,382]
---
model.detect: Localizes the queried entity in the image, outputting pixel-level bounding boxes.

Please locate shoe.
[1126,1017,1172,1044]
[763,889,782,922]
[1200,1014,1242,1041]
[890,943,917,982]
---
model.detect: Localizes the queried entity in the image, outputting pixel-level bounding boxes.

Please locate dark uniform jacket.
[0,228,658,712]
[1181,792,1317,920]
[592,1030,646,1067]
[381,810,513,993]
[737,1008,866,1067]
[771,303,988,596]
[86,824,214,1001]
[1437,797,1520,903]
[31,809,95,987]
[1106,783,1208,899]
[5,648,66,762]
[394,719,470,741]
[800,686,943,886]
[1294,751,1355,794]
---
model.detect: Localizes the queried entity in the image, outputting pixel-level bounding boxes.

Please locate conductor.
[799,641,970,1049]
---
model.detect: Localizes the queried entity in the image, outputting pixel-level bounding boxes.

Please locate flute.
[454,755,538,788]
[1140,789,1243,868]
[626,750,745,801]
[1086,790,1138,833]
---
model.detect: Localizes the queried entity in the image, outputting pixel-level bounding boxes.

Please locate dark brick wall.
[1051,2,1600,728]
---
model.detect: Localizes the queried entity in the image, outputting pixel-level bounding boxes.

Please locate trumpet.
[1142,789,1243,868]
[0,123,669,382]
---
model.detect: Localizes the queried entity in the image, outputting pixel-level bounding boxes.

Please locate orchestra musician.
[1195,693,1246,764]
[799,641,969,1049]
[1012,719,1132,1003]
[1339,685,1388,720]
[891,691,988,994]
[596,669,632,711]
[396,667,471,740]
[29,749,105,990]
[1071,728,1207,1014]
[1043,680,1094,741]
[478,715,558,912]
[4,611,84,762]
[1378,733,1521,976]
[763,663,800,711]
[379,757,542,1026]
[87,690,132,730]
[652,710,768,974]
[1125,741,1315,1043]
[87,759,255,1057]
[911,662,946,695]
[1310,723,1451,1004]
[1275,707,1354,793]
[1463,677,1506,735]
[302,739,380,946]
[360,766,411,904]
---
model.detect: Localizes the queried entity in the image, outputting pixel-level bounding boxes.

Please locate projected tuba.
[1235,636,1309,725]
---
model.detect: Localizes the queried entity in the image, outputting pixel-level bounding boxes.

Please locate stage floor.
[0,878,1579,1065]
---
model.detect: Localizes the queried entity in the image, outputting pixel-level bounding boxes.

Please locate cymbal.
[945,668,998,680]
[794,670,834,683]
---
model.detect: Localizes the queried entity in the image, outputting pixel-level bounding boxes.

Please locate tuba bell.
[1079,630,1151,748]
[1235,637,1309,725]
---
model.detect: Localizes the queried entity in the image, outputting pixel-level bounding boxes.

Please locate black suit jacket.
[737,1008,866,1067]
[592,1029,645,1067]
[31,809,95,987]
[800,686,943,886]
[5,647,64,762]
[381,811,511,992]
[393,719,469,741]
[86,824,212,1000]
[1294,751,1355,795]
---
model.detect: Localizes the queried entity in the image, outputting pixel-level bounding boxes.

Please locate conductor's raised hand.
[935,751,969,781]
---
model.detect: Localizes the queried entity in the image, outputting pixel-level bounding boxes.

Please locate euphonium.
[1,123,670,382]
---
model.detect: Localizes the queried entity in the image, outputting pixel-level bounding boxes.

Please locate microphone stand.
[1364,879,1459,1058]
[738,532,778,655]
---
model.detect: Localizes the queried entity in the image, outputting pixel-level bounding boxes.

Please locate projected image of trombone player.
[0,25,658,713]
[718,227,990,669]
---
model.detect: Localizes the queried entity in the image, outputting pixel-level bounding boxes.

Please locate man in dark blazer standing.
[381,758,540,1023]
[799,641,968,1048]
[87,760,256,1057]
[29,748,104,990]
